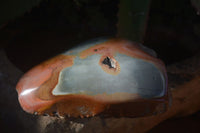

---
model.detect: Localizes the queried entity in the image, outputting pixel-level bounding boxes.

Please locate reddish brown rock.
[16,39,169,118]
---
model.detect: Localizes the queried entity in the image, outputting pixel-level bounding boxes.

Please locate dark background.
[2,0,200,71]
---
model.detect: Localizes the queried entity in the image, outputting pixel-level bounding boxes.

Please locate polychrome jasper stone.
[16,38,169,118]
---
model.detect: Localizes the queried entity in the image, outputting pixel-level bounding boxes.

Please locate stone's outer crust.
[16,38,169,118]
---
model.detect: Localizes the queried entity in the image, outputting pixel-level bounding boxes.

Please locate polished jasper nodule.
[16,38,169,118]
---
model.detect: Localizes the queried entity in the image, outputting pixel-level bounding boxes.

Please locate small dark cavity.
[43,113,49,116]
[52,111,60,117]
[94,49,98,52]
[102,57,115,68]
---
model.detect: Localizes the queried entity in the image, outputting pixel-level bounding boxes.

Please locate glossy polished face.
[16,38,169,117]
[52,53,165,98]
